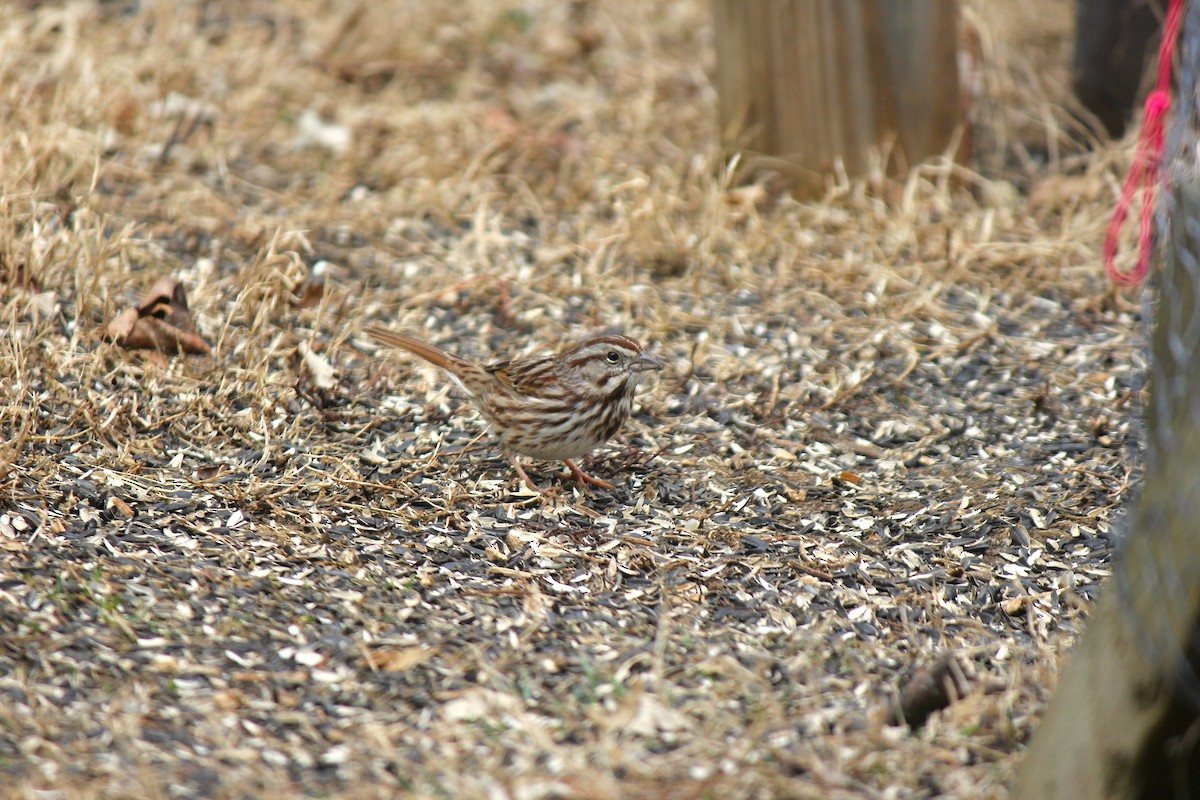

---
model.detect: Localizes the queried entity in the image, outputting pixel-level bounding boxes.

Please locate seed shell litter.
[0,1,1139,797]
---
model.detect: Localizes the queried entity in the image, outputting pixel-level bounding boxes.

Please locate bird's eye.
[605,351,621,363]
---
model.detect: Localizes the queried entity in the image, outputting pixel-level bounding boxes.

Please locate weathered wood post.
[711,0,962,195]
[1015,180,1200,797]
[1072,0,1162,138]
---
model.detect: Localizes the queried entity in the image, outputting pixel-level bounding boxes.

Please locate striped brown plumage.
[365,327,662,491]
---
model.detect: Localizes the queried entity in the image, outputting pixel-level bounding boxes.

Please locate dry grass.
[0,1,1143,798]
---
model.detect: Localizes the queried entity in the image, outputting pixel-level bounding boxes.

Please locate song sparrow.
[365,327,662,491]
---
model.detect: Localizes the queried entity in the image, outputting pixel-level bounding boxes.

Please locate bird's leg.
[507,454,546,494]
[563,459,614,490]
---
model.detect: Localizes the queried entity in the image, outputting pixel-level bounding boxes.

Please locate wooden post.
[1072,0,1162,138]
[712,0,961,194]
[1015,180,1200,798]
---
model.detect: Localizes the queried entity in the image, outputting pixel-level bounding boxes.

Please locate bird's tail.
[364,327,464,369]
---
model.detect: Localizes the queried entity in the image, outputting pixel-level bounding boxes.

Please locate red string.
[1104,0,1185,287]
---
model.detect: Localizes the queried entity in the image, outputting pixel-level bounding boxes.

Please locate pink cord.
[1103,0,1184,287]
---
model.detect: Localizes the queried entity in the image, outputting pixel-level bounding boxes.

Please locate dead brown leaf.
[361,646,433,673]
[293,275,325,309]
[888,653,972,729]
[299,341,338,389]
[107,277,211,355]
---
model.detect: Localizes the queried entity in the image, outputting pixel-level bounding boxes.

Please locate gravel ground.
[0,1,1143,797]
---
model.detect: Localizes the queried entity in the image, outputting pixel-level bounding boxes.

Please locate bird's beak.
[635,353,663,372]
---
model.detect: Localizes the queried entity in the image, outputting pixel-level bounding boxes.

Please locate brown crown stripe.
[565,335,641,353]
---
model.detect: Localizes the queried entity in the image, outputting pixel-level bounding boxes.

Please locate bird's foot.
[562,459,614,490]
